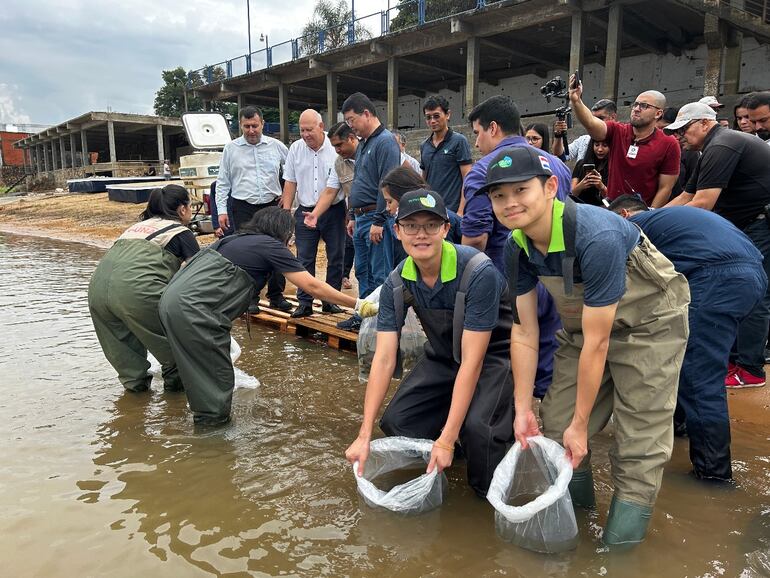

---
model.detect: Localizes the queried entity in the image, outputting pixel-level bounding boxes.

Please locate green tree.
[390,0,478,31]
[299,0,371,56]
[154,66,236,119]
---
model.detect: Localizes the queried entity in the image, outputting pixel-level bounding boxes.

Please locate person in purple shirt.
[463,95,572,397]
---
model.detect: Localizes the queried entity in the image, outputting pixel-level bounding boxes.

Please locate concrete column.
[569,10,586,78]
[156,124,165,162]
[43,143,49,172]
[387,58,399,130]
[703,13,725,97]
[34,146,41,173]
[69,133,77,168]
[723,29,743,95]
[51,140,59,170]
[603,4,623,101]
[278,83,289,144]
[465,36,481,117]
[326,72,338,127]
[236,94,245,136]
[59,137,66,169]
[107,120,117,164]
[203,100,212,112]
[80,130,89,167]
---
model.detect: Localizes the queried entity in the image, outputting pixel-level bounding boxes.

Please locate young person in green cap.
[482,146,690,545]
[345,189,513,497]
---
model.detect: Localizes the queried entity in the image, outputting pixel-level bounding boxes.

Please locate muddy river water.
[1,232,769,577]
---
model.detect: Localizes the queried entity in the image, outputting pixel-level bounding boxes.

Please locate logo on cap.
[496,155,512,168]
[419,194,437,208]
[538,155,551,171]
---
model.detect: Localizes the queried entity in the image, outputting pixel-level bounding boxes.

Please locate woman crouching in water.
[89,184,199,393]
[159,206,376,426]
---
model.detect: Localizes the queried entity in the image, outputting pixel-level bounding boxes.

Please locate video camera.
[540,73,578,155]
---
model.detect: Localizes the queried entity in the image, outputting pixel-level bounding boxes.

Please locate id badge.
[627,144,639,159]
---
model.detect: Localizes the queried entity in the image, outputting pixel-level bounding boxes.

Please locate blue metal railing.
[188,0,499,88]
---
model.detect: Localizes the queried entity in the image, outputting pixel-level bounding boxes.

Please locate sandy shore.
[2,190,768,414]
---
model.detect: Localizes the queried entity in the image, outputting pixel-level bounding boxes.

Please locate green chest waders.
[159,239,256,425]
[379,252,514,497]
[506,198,690,544]
[88,224,186,392]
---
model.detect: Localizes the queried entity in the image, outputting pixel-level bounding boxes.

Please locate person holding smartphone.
[571,140,610,205]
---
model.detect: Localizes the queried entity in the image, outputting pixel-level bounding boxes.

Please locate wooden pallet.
[243,296,359,352]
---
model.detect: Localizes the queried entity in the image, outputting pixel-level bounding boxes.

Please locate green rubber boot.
[568,467,596,509]
[603,496,653,546]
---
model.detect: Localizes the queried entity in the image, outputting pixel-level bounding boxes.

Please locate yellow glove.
[355,298,379,319]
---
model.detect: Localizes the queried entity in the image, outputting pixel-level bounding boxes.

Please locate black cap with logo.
[395,189,449,222]
[479,146,554,195]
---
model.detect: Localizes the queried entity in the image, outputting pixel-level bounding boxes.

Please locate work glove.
[355,298,379,319]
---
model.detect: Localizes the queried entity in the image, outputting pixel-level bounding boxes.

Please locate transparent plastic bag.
[357,285,427,383]
[147,337,259,389]
[354,437,447,516]
[486,436,578,553]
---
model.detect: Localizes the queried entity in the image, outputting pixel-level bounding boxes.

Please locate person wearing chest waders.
[158,207,378,427]
[88,184,200,393]
[345,189,513,497]
[483,146,690,546]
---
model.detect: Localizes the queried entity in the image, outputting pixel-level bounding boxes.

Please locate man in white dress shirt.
[215,106,292,313]
[281,109,346,318]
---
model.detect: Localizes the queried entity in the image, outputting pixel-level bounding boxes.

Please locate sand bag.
[147,337,259,389]
[486,436,578,553]
[357,285,427,383]
[354,437,447,515]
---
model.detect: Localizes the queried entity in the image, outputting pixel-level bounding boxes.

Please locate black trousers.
[231,197,286,303]
[294,202,346,305]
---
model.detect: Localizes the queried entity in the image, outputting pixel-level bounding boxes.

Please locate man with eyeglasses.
[336,92,400,331]
[569,78,680,207]
[345,189,514,497]
[665,102,770,389]
[419,95,473,214]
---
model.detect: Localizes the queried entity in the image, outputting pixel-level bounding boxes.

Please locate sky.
[0,0,385,128]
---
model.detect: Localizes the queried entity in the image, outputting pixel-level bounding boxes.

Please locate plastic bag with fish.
[356,285,427,384]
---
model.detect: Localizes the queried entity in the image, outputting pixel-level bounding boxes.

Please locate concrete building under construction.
[13,112,186,188]
[189,0,770,140]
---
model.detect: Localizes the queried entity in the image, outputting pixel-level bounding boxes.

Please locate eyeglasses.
[631,102,661,111]
[424,113,443,121]
[397,221,445,235]
[526,135,543,143]
[344,113,361,127]
[673,121,696,137]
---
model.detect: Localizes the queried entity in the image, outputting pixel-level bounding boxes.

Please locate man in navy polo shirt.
[345,189,513,497]
[609,196,766,481]
[337,92,400,330]
[463,94,571,399]
[419,95,473,213]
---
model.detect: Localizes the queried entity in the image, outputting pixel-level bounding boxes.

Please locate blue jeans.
[680,263,766,479]
[736,219,770,376]
[294,202,346,305]
[353,212,390,298]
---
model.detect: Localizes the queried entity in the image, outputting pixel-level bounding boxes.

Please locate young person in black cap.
[482,146,690,546]
[345,189,513,497]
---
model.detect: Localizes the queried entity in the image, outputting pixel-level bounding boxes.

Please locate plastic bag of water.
[357,285,427,384]
[486,436,578,553]
[353,437,447,515]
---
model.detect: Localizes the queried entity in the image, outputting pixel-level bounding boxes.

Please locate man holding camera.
[570,78,680,208]
[552,98,617,162]
[665,102,770,388]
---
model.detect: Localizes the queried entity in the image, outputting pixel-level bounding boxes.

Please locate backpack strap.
[388,268,406,379]
[145,223,186,242]
[452,252,490,364]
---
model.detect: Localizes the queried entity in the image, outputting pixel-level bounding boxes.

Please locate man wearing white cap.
[666,101,770,389]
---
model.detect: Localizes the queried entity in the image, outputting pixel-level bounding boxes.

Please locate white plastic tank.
[179,113,232,210]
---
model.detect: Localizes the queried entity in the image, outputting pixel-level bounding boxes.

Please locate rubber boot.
[603,495,653,546]
[568,467,596,509]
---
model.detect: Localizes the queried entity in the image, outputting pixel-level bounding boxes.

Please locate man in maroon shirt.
[569,77,680,207]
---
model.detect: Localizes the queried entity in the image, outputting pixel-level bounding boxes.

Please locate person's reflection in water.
[86,390,265,575]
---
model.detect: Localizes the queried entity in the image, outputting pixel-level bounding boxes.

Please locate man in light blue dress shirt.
[215,106,292,312]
